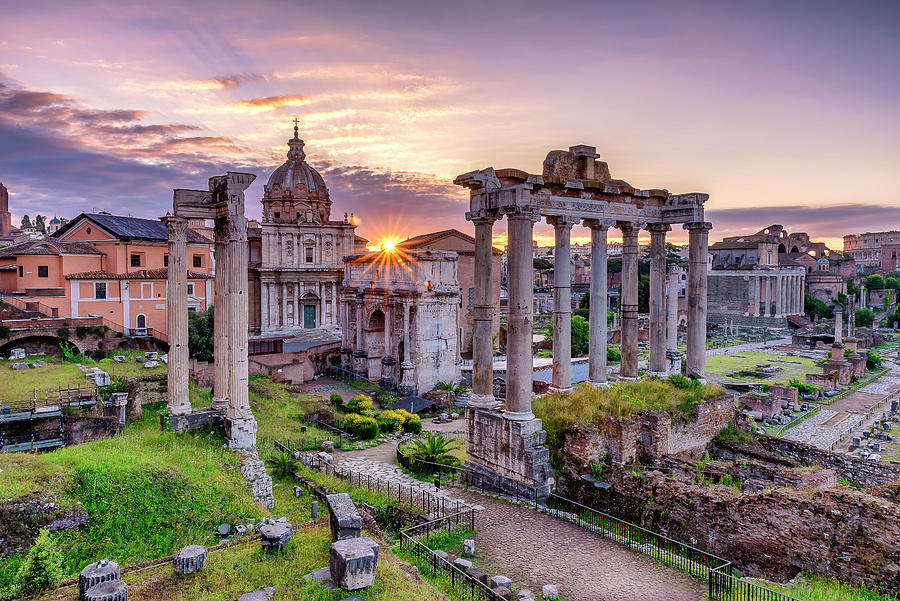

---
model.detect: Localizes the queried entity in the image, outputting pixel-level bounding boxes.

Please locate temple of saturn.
[455,145,711,495]
[163,172,259,450]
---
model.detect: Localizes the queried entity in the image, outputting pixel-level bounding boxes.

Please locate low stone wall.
[62,415,121,445]
[563,394,734,467]
[237,450,274,509]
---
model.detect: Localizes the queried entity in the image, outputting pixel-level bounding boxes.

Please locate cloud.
[233,94,311,110]
[125,73,264,92]
[705,204,900,242]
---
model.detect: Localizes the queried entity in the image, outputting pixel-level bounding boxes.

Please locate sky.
[1,0,898,249]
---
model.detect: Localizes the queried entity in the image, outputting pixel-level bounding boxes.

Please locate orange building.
[0,213,213,338]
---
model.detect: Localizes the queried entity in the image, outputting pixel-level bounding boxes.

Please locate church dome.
[266,125,327,193]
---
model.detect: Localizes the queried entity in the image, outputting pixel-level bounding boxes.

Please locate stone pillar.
[400,300,415,395]
[469,211,499,408]
[834,306,843,344]
[667,264,679,351]
[504,206,540,420]
[353,296,367,375]
[260,282,270,330]
[618,221,640,381]
[647,223,669,377]
[212,217,231,412]
[163,216,190,415]
[331,283,338,325]
[585,220,609,387]
[684,222,711,381]
[775,274,783,317]
[548,215,578,392]
[763,275,771,317]
[224,216,256,449]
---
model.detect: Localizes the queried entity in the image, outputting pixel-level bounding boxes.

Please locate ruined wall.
[563,394,734,467]
[0,496,88,559]
[124,374,166,421]
[62,414,120,445]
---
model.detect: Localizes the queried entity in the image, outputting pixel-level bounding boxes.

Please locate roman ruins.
[164,172,258,450]
[455,145,710,494]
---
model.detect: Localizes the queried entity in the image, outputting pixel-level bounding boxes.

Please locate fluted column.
[618,222,640,381]
[667,264,679,351]
[468,210,500,407]
[260,282,270,330]
[212,217,230,411]
[647,223,670,377]
[504,205,540,420]
[549,215,579,392]
[748,275,759,316]
[834,306,843,344]
[761,275,770,317]
[226,217,251,416]
[585,220,609,387]
[163,216,190,415]
[684,222,711,381]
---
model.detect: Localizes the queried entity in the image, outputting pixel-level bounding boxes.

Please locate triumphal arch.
[455,145,710,496]
[163,172,258,450]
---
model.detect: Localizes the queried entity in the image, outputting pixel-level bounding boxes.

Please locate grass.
[247,377,334,450]
[725,573,898,601]
[533,379,727,454]
[704,351,820,385]
[0,351,166,402]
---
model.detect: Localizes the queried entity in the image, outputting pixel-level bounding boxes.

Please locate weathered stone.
[515,589,535,601]
[8,348,25,360]
[217,523,231,536]
[321,440,335,452]
[329,537,379,591]
[83,579,127,601]
[238,586,276,601]
[143,360,160,369]
[491,586,513,600]
[172,545,207,574]
[430,549,449,564]
[453,557,473,572]
[318,451,334,464]
[542,584,559,599]
[467,567,489,585]
[325,493,362,541]
[462,538,475,555]
[9,362,29,370]
[489,575,512,589]
[259,521,293,551]
[303,566,332,583]
[238,450,274,509]
[79,558,120,600]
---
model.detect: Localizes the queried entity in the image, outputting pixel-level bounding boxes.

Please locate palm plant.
[265,451,298,479]
[410,433,459,467]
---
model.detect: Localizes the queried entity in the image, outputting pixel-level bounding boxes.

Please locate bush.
[75,326,88,338]
[330,393,344,407]
[347,394,376,417]
[378,409,406,432]
[56,327,70,340]
[98,376,126,403]
[0,325,10,339]
[403,416,422,434]
[855,308,875,328]
[14,528,63,593]
[342,413,379,439]
[867,350,883,371]
[536,349,553,358]
[607,346,621,362]
[573,307,590,321]
[788,377,821,396]
[90,348,107,361]
[265,451,298,479]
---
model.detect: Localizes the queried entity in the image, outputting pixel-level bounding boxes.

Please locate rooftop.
[54,213,211,244]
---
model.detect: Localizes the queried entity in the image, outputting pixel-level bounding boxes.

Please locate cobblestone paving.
[452,490,705,601]
[781,408,864,449]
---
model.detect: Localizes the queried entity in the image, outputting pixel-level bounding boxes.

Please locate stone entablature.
[341,248,460,394]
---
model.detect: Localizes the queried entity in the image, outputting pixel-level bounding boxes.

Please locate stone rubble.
[237,450,274,508]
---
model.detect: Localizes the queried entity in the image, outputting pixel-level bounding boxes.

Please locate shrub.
[347,394,376,417]
[436,381,465,396]
[330,393,344,407]
[56,327,70,340]
[607,346,621,362]
[855,308,875,328]
[265,451,298,479]
[409,433,459,466]
[14,528,63,593]
[788,378,820,396]
[90,348,107,361]
[403,416,422,434]
[0,324,10,339]
[75,326,88,338]
[378,409,405,432]
[537,349,553,358]
[342,413,378,439]
[867,350,883,370]
[98,376,126,403]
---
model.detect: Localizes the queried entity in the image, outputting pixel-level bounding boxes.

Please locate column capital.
[582,218,614,231]
[162,215,189,241]
[501,205,541,222]
[646,223,672,234]
[616,220,643,234]
[466,208,502,225]
[546,214,581,230]
[683,221,713,232]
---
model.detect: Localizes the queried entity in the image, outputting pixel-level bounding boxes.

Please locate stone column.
[775,274,784,317]
[331,282,338,325]
[684,222,711,381]
[618,221,640,381]
[225,216,256,448]
[260,282,270,330]
[667,264,679,351]
[293,283,300,327]
[548,215,579,392]
[834,306,843,344]
[353,295,367,375]
[381,299,393,385]
[281,284,288,327]
[585,220,609,387]
[469,211,500,407]
[647,223,669,377]
[762,275,771,317]
[212,217,231,411]
[163,216,190,415]
[400,299,415,395]
[504,206,540,420]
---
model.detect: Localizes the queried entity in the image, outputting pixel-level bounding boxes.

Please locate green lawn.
[733,574,897,601]
[704,351,820,385]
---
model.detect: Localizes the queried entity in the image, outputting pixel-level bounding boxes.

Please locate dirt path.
[453,491,705,601]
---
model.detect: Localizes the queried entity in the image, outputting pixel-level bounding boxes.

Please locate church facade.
[249,124,359,335]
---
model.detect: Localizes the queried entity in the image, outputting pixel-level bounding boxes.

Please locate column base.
[548,385,573,394]
[645,371,667,379]
[167,402,192,416]
[211,397,229,412]
[225,416,258,451]
[618,376,641,383]
[589,380,610,389]
[468,393,500,409]
[503,410,535,421]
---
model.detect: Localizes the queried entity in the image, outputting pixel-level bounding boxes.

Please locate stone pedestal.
[666,350,683,376]
[379,356,397,390]
[464,407,552,498]
[259,521,293,551]
[83,580,127,601]
[399,361,415,397]
[173,545,208,574]
[79,559,119,600]
[330,537,380,591]
[225,416,259,451]
[352,350,367,378]
[325,493,362,541]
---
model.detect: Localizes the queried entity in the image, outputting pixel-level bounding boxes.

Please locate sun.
[382,239,398,252]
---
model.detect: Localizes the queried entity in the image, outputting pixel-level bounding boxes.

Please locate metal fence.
[399,510,505,601]
[708,567,803,601]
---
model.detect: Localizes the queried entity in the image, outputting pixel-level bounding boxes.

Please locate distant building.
[843,230,900,272]
[0,182,11,238]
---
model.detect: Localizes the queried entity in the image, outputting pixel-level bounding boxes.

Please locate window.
[95,283,107,299]
[305,247,314,263]
[186,283,195,295]
[468,287,475,308]
[163,255,169,267]
[192,255,202,268]
[37,265,48,278]
[130,253,141,267]
[274,212,280,219]
[17,266,23,277]
[86,227,91,234]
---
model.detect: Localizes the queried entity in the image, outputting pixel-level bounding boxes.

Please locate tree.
[188,306,214,361]
[638,274,650,313]
[579,291,590,310]
[835,292,848,308]
[571,314,589,356]
[864,274,885,290]
[20,214,31,229]
[847,278,860,297]
[34,215,45,233]
[855,308,875,328]
[573,307,590,321]
[14,528,63,593]
[533,258,553,289]
[804,294,833,320]
[884,277,900,291]
[410,433,459,466]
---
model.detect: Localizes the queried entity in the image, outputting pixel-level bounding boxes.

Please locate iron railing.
[708,567,803,601]
[0,385,98,417]
[398,510,504,601]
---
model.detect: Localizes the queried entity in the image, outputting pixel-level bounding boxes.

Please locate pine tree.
[34,215,46,233]
[20,214,32,229]
[14,528,63,593]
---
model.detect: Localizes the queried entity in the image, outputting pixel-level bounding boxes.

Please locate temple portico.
[455,145,710,496]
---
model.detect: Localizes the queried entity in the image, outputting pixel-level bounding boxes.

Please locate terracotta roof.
[0,238,104,258]
[400,228,500,253]
[65,268,212,280]
[54,213,211,244]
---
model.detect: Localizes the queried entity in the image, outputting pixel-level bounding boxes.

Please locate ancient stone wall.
[563,394,734,467]
[62,415,121,445]
[0,495,88,558]
[237,450,274,509]
[124,375,166,421]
